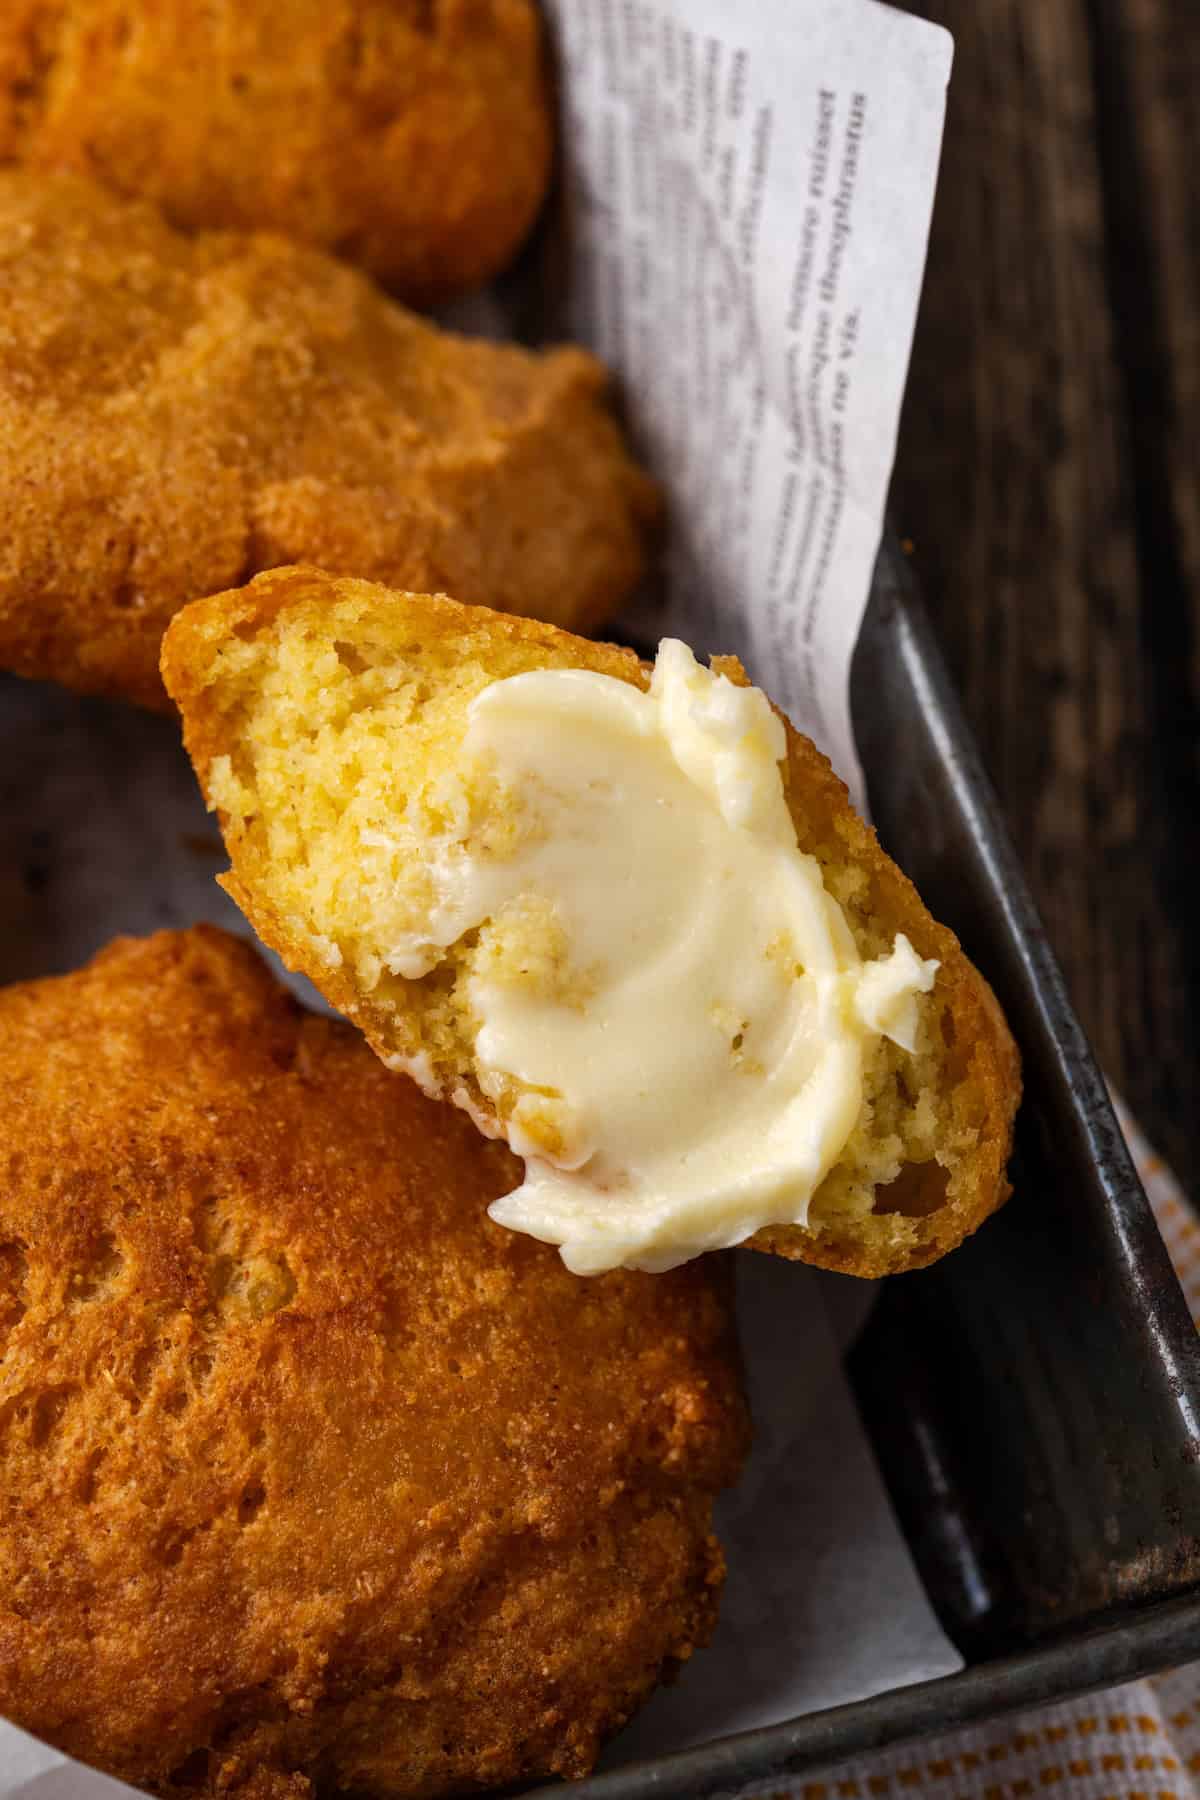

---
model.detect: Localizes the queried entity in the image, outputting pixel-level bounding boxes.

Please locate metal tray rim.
[533,1590,1200,1799]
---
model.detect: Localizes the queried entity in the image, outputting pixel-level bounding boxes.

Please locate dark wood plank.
[1094,0,1200,667]
[888,1,1199,1192]
[1081,0,1200,1180]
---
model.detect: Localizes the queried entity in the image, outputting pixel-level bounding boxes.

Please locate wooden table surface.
[892,0,1199,1196]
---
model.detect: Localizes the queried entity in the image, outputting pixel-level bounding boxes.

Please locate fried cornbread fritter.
[162,568,1021,1280]
[0,171,657,708]
[0,927,748,1798]
[0,0,551,302]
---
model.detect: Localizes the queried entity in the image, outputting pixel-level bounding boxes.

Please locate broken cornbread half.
[163,567,1021,1280]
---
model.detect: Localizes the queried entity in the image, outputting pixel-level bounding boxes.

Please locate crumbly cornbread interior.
[163,567,1021,1278]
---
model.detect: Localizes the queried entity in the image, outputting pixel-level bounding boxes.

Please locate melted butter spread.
[396,640,938,1274]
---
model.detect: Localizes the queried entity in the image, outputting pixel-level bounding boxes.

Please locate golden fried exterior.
[0,0,551,301]
[0,171,658,708]
[163,568,1022,1281]
[0,927,748,1798]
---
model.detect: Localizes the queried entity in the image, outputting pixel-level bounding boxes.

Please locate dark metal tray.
[539,537,1200,1797]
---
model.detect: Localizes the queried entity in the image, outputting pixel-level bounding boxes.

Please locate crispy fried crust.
[163,568,1022,1279]
[0,926,748,1798]
[0,171,658,708]
[0,0,551,301]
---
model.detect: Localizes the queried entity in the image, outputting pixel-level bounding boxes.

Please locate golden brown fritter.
[0,927,748,1799]
[0,171,658,709]
[162,569,1022,1281]
[0,0,551,302]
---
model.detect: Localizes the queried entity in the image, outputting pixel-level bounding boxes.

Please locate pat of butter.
[396,640,938,1275]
